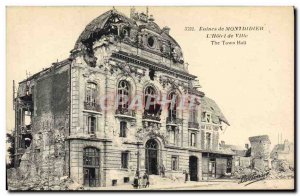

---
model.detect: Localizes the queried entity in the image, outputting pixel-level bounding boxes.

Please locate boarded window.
[171,156,178,170]
[121,152,129,169]
[120,121,127,137]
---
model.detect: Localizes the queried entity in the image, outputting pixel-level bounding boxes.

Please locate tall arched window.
[117,80,130,109]
[168,92,177,120]
[86,82,97,105]
[144,86,158,115]
[83,147,100,166]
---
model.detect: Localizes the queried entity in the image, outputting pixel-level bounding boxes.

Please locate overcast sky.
[6,6,294,148]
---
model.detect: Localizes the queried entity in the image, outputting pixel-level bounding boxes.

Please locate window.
[206,132,211,150]
[117,80,130,109]
[83,147,100,166]
[123,177,130,183]
[87,116,96,134]
[121,152,129,169]
[86,82,97,105]
[168,92,177,120]
[171,156,178,171]
[144,86,160,115]
[119,121,127,137]
[169,126,176,145]
[189,108,198,123]
[190,132,196,147]
[206,114,211,123]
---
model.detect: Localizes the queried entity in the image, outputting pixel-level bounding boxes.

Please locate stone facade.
[11,8,230,189]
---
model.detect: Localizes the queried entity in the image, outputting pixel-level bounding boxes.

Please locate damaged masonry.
[8,8,240,190]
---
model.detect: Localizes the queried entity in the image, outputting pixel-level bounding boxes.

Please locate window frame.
[119,121,127,138]
[171,155,179,171]
[121,151,129,169]
[117,80,130,109]
[83,147,100,167]
[190,132,197,147]
[168,92,177,119]
[87,115,96,134]
[86,82,98,105]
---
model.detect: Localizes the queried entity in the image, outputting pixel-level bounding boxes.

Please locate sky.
[6,6,294,148]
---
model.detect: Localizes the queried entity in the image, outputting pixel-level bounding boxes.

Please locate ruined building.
[12,8,230,188]
[249,135,271,171]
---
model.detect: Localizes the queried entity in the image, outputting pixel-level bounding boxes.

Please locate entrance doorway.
[208,160,216,178]
[145,139,159,175]
[189,156,198,181]
[84,168,97,187]
[83,147,100,187]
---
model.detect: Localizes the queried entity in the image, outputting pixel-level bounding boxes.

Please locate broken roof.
[73,9,182,51]
[201,96,230,126]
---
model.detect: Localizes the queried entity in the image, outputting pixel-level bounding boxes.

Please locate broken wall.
[8,64,71,190]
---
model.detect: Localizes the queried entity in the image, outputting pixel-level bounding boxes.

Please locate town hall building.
[12,8,231,188]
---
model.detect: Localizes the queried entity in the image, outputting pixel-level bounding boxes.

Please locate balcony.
[142,111,161,122]
[166,117,183,125]
[115,108,136,118]
[188,121,199,129]
[84,101,101,112]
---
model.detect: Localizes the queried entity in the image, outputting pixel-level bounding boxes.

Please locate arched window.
[83,147,100,166]
[144,86,160,115]
[86,82,97,105]
[117,80,130,109]
[168,92,177,120]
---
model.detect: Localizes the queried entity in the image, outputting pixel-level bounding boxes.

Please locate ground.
[85,178,294,191]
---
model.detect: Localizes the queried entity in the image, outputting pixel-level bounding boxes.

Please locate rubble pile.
[267,169,294,180]
[232,167,253,179]
[7,169,84,191]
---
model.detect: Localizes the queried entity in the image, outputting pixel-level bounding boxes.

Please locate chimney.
[162,26,170,34]
[245,143,249,149]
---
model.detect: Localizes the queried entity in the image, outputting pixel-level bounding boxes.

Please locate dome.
[74,9,136,49]
[73,8,184,64]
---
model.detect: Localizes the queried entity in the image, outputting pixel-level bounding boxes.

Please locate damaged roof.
[201,96,230,126]
[74,9,182,50]
[74,9,136,48]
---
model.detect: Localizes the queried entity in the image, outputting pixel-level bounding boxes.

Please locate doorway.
[84,168,97,187]
[145,139,159,175]
[208,160,216,178]
[189,156,198,181]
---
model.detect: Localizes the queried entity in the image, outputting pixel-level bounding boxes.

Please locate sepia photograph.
[5,6,295,191]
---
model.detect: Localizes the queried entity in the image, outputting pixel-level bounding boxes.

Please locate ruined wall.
[8,64,71,190]
[249,135,271,170]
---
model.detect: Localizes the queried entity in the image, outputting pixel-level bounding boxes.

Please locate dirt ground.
[85,178,294,191]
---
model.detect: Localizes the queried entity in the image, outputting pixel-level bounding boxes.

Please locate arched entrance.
[145,139,159,175]
[189,156,198,181]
